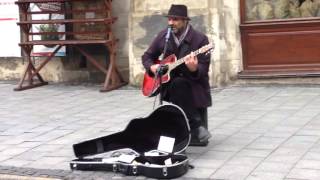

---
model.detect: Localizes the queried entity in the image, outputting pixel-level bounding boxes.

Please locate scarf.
[172,23,190,47]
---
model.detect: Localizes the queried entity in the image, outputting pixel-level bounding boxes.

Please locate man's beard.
[172,27,184,36]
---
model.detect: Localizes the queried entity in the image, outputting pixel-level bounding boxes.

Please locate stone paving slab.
[1,82,320,179]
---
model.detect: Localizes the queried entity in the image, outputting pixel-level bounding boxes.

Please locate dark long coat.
[142,25,212,108]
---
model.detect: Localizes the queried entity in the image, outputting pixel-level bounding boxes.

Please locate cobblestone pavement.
[1,81,320,179]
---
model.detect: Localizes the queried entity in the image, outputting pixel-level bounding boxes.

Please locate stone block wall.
[210,0,242,86]
[0,58,24,81]
[0,57,92,83]
[112,0,130,82]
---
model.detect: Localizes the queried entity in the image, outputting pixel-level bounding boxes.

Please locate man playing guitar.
[142,4,212,144]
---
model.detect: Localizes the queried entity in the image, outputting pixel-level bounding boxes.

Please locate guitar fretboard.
[169,46,210,70]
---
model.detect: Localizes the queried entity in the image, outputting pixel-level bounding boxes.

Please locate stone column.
[210,0,242,87]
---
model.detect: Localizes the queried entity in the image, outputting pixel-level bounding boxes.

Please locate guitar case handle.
[132,165,138,175]
[162,167,168,177]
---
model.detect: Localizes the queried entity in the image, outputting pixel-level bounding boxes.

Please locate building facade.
[7,0,320,88]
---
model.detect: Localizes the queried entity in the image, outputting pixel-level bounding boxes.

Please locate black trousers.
[162,77,201,130]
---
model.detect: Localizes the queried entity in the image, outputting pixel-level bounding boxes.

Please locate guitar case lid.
[73,104,191,158]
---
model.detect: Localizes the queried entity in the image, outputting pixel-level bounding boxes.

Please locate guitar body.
[142,54,177,97]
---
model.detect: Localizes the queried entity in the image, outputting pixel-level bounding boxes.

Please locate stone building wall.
[112,0,130,81]
[0,0,242,88]
[129,0,242,87]
[212,1,242,86]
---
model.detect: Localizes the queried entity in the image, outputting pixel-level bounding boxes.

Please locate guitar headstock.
[198,43,215,55]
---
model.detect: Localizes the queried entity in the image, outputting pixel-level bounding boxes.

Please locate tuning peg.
[205,49,214,56]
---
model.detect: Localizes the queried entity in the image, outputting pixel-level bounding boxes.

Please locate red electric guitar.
[142,43,214,97]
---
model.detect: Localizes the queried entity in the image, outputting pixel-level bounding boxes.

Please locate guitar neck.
[170,49,203,69]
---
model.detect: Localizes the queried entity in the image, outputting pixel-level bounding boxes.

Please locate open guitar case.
[70,104,191,179]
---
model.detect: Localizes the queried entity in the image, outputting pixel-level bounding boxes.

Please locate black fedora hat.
[164,4,190,20]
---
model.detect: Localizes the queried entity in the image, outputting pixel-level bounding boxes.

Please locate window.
[245,0,320,22]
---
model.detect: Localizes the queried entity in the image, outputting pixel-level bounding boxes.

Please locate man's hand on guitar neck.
[150,51,198,75]
[185,52,198,72]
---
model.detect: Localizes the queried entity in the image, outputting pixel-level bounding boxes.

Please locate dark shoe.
[197,126,212,142]
[191,126,211,143]
[189,126,211,146]
[189,137,209,146]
